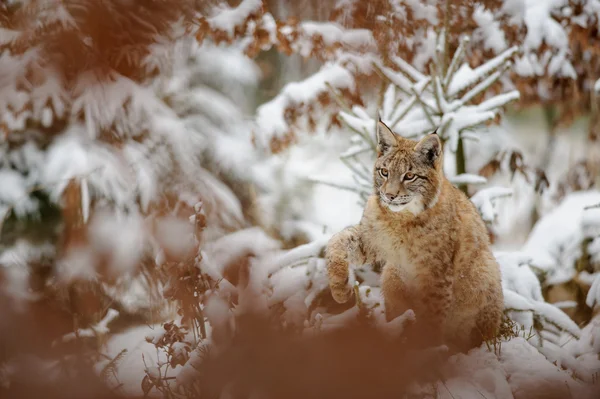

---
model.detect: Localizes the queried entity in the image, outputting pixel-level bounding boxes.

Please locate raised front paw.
[330,280,353,303]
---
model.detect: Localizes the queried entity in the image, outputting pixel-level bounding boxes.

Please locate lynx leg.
[381,264,411,322]
[476,300,503,344]
[325,226,365,304]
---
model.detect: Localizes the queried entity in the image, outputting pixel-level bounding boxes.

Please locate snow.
[471,187,513,224]
[449,173,488,185]
[59,309,120,343]
[390,55,426,82]
[523,191,600,285]
[207,0,262,36]
[502,0,582,81]
[403,0,438,25]
[202,227,281,280]
[255,63,355,150]
[434,347,513,399]
[586,273,600,309]
[499,337,597,399]
[88,210,147,274]
[495,250,582,340]
[269,237,329,271]
[547,49,577,79]
[0,27,19,45]
[98,324,170,396]
[72,72,157,139]
[477,91,522,112]
[153,215,196,259]
[40,120,197,215]
[0,169,38,218]
[377,62,420,94]
[447,46,518,96]
[204,295,232,336]
[412,28,438,71]
[533,300,581,339]
[300,22,374,51]
[521,0,569,51]
[269,266,310,305]
[496,251,544,302]
[513,54,539,77]
[254,124,363,235]
[472,5,508,53]
[0,240,54,306]
[55,247,98,282]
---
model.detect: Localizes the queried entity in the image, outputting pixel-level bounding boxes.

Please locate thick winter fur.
[326,121,503,352]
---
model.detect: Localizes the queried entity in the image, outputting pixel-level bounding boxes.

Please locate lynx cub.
[326,121,503,351]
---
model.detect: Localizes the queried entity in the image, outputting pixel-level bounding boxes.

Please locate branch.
[444,36,470,89]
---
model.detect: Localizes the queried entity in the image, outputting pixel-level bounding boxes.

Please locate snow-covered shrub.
[524,191,600,285]
[0,0,274,394]
[496,251,581,345]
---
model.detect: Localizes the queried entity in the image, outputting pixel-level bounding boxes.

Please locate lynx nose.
[384,193,396,201]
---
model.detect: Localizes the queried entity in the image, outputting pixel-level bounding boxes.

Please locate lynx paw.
[326,255,353,303]
[330,283,352,303]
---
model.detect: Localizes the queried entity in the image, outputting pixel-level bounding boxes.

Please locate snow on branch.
[340,30,519,156]
[57,308,120,344]
[206,0,263,37]
[585,273,600,309]
[324,29,518,210]
[447,46,518,96]
[524,191,600,286]
[301,22,372,47]
[195,5,380,155]
[497,251,582,345]
[196,1,376,63]
[448,173,488,186]
[254,62,356,153]
[470,187,513,225]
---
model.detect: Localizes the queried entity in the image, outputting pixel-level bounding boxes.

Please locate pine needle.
[100,349,128,382]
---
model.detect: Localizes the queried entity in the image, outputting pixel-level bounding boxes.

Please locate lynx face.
[374,121,443,215]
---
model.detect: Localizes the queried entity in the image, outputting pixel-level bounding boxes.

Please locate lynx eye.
[404,172,415,181]
[379,168,389,178]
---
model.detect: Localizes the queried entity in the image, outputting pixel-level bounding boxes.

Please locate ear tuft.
[414,133,442,165]
[376,120,398,155]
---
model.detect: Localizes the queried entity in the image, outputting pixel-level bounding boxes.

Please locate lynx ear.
[376,120,399,155]
[414,132,442,165]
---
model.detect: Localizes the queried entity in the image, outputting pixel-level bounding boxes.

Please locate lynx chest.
[364,230,422,286]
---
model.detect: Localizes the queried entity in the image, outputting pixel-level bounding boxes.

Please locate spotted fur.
[325,120,503,352]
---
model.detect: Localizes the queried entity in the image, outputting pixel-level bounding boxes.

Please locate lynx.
[325,120,503,352]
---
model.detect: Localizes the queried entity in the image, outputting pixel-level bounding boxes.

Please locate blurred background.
[1,0,600,398]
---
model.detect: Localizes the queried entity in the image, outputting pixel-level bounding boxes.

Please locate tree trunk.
[455,135,468,194]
